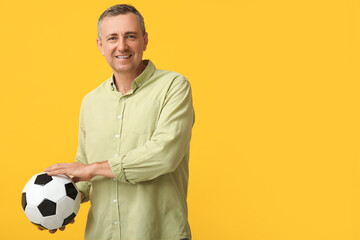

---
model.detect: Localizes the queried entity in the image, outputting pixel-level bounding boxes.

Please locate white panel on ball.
[57,197,76,219]
[22,175,37,193]
[24,205,43,224]
[26,185,44,206]
[74,193,81,214]
[42,215,64,230]
[44,180,66,202]
[53,175,73,185]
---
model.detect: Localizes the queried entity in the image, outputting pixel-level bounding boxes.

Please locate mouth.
[115,55,132,59]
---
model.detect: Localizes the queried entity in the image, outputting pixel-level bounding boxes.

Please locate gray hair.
[97,4,146,40]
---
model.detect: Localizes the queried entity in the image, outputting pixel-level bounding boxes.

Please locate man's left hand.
[45,162,94,183]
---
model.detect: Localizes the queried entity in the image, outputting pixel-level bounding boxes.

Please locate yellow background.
[0,0,359,239]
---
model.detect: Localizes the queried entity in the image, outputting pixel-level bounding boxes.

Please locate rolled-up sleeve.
[108,78,195,184]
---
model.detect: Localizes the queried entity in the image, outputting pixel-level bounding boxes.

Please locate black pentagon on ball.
[65,182,78,200]
[38,199,56,216]
[21,192,27,211]
[62,212,76,226]
[34,173,53,186]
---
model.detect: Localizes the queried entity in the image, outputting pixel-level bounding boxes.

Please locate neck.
[113,62,146,95]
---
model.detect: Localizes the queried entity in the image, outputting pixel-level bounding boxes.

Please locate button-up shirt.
[75,60,194,240]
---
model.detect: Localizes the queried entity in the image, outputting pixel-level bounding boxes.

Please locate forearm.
[89,161,115,178]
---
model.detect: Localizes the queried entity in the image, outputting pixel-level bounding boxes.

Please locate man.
[44,4,194,240]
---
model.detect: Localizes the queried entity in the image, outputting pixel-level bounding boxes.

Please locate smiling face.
[97,13,148,76]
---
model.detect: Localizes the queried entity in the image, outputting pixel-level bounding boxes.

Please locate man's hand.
[45,162,94,183]
[45,161,115,183]
[37,219,75,234]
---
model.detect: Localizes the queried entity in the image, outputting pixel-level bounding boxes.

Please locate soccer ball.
[21,172,80,230]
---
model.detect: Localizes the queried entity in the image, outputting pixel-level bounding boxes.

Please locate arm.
[108,78,194,183]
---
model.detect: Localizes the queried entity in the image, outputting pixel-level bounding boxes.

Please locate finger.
[45,168,69,176]
[44,163,67,172]
[44,164,60,172]
[59,219,75,231]
[49,229,57,234]
[38,227,44,231]
[46,171,63,176]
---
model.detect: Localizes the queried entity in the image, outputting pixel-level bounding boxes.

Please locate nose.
[117,37,128,52]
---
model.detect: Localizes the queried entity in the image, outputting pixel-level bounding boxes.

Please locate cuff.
[108,155,128,183]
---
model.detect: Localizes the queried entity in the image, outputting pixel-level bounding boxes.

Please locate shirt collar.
[109,59,156,93]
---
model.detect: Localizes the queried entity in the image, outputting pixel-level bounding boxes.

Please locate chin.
[115,66,135,73]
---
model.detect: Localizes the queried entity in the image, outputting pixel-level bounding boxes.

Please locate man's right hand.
[37,219,75,234]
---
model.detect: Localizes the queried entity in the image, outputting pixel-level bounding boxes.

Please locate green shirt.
[75,60,194,240]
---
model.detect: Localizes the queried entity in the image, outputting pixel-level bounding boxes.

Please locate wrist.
[89,161,114,178]
[89,162,99,178]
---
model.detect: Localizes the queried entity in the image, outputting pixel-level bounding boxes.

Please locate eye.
[108,37,117,41]
[127,35,136,39]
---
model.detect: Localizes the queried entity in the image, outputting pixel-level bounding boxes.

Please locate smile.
[116,55,131,59]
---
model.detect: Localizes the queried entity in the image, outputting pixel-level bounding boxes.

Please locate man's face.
[97,13,148,75]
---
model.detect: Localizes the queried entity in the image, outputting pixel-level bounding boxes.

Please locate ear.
[143,32,148,51]
[96,38,105,56]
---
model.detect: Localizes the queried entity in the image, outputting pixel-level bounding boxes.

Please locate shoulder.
[150,69,193,106]
[153,68,188,83]
[150,69,191,93]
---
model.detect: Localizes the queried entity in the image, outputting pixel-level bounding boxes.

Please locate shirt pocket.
[124,101,160,134]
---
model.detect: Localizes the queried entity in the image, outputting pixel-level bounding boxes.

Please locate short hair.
[97,4,146,40]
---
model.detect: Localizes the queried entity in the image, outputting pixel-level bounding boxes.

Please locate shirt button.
[114,154,118,157]
[113,198,117,203]
[117,114,122,119]
[113,178,117,181]
[114,221,119,225]
[115,134,120,138]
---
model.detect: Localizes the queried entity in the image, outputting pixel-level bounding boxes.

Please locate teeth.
[116,55,130,59]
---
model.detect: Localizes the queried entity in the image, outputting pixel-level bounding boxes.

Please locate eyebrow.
[125,32,138,35]
[105,32,139,38]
